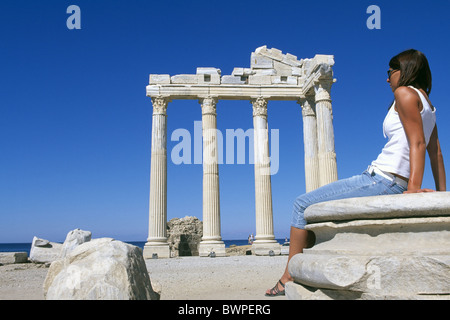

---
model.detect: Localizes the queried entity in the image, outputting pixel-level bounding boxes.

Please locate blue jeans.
[291,169,408,229]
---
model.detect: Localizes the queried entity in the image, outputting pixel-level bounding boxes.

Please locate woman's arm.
[427,125,446,191]
[394,86,428,192]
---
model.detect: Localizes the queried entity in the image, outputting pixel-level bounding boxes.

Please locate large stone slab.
[304,192,450,223]
[287,193,450,300]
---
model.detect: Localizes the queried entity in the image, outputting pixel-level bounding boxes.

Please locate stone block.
[313,54,335,66]
[146,85,161,97]
[170,74,199,84]
[30,236,63,264]
[198,73,220,85]
[273,60,294,76]
[199,241,226,257]
[288,252,450,297]
[196,67,221,75]
[250,53,273,69]
[251,242,281,256]
[271,76,298,85]
[291,67,302,76]
[253,69,277,76]
[143,244,170,259]
[285,53,298,61]
[281,56,303,67]
[149,74,170,84]
[248,75,272,85]
[286,193,450,300]
[255,46,283,62]
[221,75,246,84]
[231,68,244,76]
[0,252,28,265]
[304,192,450,224]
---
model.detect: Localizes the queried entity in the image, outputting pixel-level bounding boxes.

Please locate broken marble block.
[29,236,63,264]
[59,228,92,258]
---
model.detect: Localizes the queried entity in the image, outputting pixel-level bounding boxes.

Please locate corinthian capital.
[251,97,268,118]
[199,96,218,116]
[298,95,316,118]
[151,96,169,115]
[314,80,332,103]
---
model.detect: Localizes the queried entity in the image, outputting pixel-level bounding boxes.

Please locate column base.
[143,242,171,259]
[199,241,226,257]
[252,240,281,256]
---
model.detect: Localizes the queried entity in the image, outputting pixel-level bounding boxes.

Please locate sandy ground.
[0,255,289,300]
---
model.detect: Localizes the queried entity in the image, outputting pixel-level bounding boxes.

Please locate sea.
[0,239,289,256]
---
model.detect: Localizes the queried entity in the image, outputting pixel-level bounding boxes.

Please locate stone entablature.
[146,46,335,100]
[143,47,338,258]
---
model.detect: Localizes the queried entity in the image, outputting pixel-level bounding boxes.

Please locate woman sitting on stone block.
[266,49,446,297]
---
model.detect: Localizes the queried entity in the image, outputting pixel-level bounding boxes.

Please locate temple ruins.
[143,46,338,258]
[143,47,450,299]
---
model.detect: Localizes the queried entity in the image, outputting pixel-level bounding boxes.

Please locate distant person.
[265,49,446,297]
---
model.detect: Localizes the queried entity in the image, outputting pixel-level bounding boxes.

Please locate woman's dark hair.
[389,49,432,95]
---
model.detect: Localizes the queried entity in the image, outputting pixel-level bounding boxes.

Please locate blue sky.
[1,0,449,243]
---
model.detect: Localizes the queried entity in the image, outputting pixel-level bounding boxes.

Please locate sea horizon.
[0,239,289,255]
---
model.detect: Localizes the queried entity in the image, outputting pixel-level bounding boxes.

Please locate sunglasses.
[387,69,399,78]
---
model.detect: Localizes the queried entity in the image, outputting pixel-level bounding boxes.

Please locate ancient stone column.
[251,97,280,255]
[299,95,321,192]
[314,81,338,186]
[198,96,226,257]
[143,96,171,259]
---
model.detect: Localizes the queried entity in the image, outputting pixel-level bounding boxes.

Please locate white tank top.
[371,86,436,179]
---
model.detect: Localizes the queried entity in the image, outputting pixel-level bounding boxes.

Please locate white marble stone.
[44,238,159,300]
[271,76,297,85]
[149,74,170,84]
[221,75,246,84]
[305,192,450,223]
[199,97,225,257]
[250,52,274,69]
[144,96,170,259]
[196,67,221,75]
[248,75,272,85]
[287,193,450,300]
[0,252,28,265]
[30,236,62,264]
[197,73,220,84]
[170,74,200,84]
